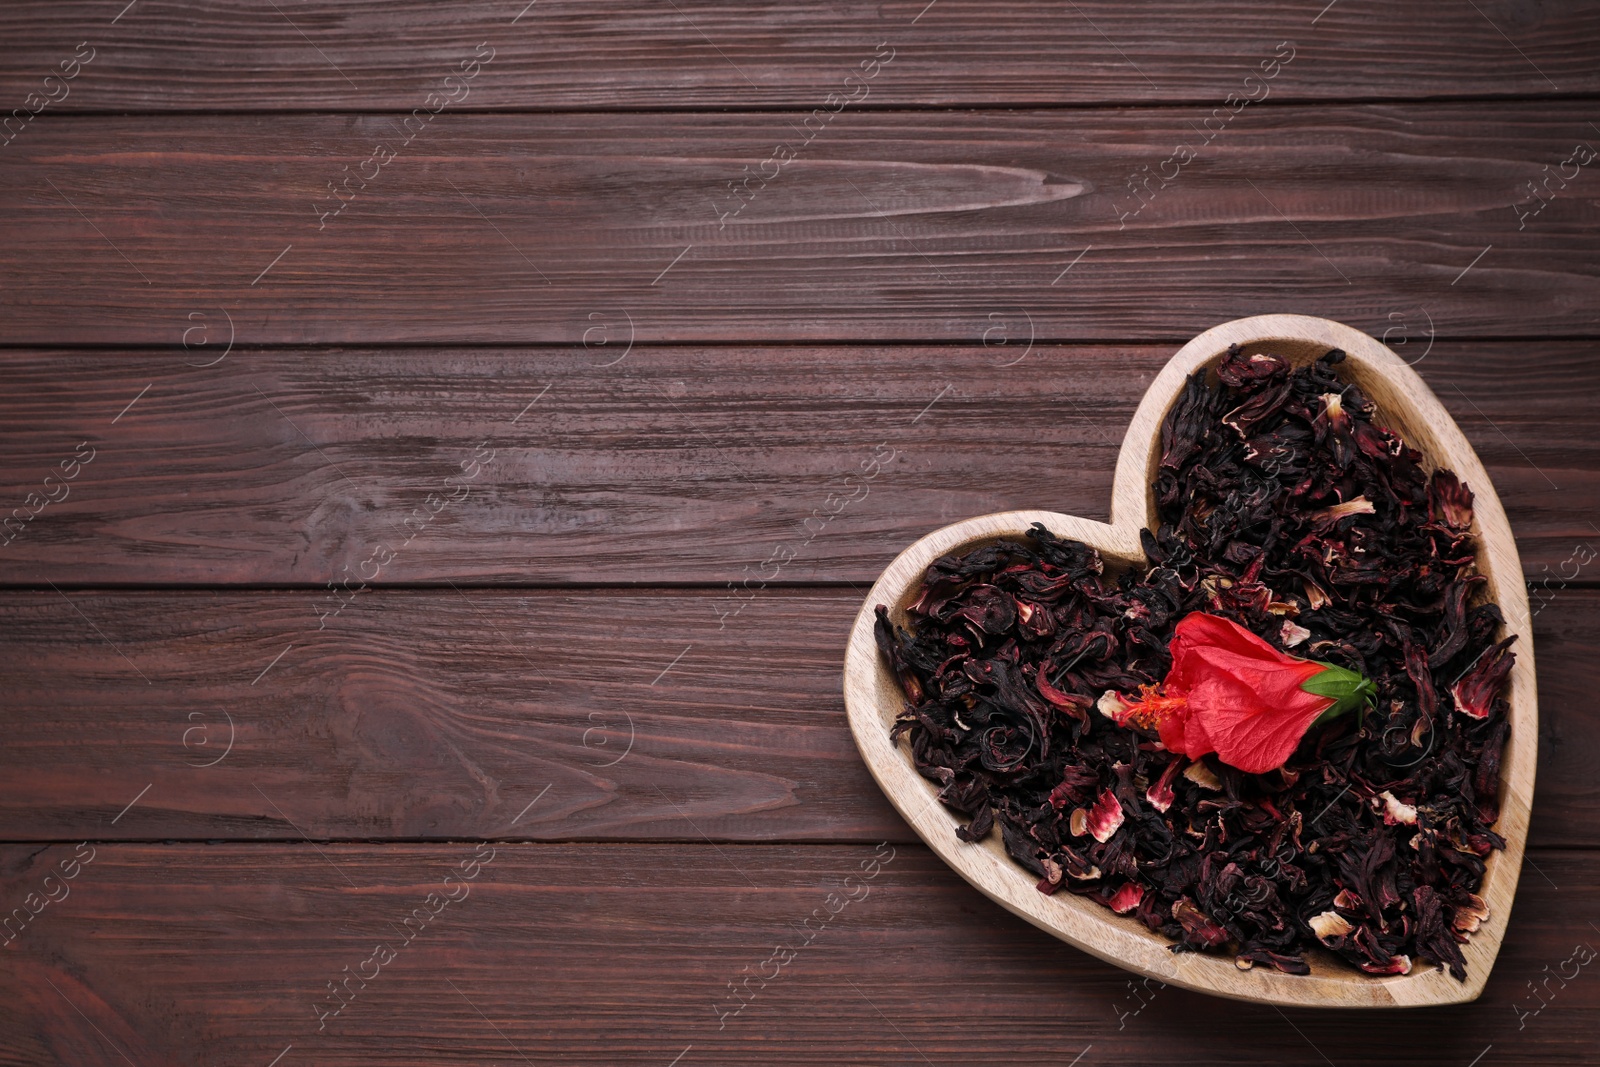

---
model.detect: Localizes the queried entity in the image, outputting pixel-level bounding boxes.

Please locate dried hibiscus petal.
[1235,947,1311,975]
[1183,761,1223,790]
[1309,910,1354,943]
[1358,955,1413,976]
[1107,882,1144,914]
[1173,898,1231,949]
[1037,856,1064,895]
[1452,894,1490,936]
[1146,758,1183,814]
[1378,791,1418,826]
[1087,789,1124,843]
[1451,636,1517,719]
[1429,468,1475,529]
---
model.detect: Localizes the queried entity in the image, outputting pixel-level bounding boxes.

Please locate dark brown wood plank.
[1,1,1595,113]
[1,106,1597,345]
[0,589,1592,848]
[0,345,1592,585]
[1,842,1595,1066]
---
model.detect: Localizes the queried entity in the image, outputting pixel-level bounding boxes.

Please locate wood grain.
[2,105,1597,345]
[0,587,1593,848]
[0,0,1592,1053]
[2,1,1595,112]
[0,344,1593,584]
[2,842,1597,1066]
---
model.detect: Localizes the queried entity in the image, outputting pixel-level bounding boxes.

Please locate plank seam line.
[26,93,1600,118]
[5,581,1596,594]
[4,337,1600,353]
[0,838,1594,851]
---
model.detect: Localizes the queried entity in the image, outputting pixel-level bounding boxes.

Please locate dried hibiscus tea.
[876,346,1513,980]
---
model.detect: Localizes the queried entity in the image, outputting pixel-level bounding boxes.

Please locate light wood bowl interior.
[841,314,1536,1007]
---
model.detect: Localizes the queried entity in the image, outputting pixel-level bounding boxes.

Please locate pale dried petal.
[1452,894,1490,935]
[1313,496,1376,522]
[1097,690,1128,720]
[1309,910,1354,942]
[1304,579,1331,610]
[1069,807,1088,838]
[1183,762,1223,791]
[1280,619,1312,647]
[1379,790,1418,825]
[1088,789,1124,844]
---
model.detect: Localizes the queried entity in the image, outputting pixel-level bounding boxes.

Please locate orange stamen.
[1118,684,1188,730]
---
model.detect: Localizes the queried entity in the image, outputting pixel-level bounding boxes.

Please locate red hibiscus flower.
[1107,612,1373,774]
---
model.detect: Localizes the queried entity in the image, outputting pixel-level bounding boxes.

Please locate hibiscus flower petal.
[1174,611,1286,660]
[1190,671,1333,774]
[1158,699,1214,760]
[1188,644,1324,707]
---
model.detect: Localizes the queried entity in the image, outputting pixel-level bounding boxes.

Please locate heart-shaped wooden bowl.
[843,314,1536,1007]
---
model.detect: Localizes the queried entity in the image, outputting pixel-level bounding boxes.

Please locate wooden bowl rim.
[841,313,1537,1008]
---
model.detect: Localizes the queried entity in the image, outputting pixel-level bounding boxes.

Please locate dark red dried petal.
[1429,468,1475,529]
[1357,955,1413,976]
[1036,666,1091,723]
[1451,636,1516,719]
[1146,757,1183,814]
[1107,882,1144,914]
[1172,898,1231,949]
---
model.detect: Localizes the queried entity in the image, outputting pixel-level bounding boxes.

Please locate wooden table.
[2,3,1597,1064]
